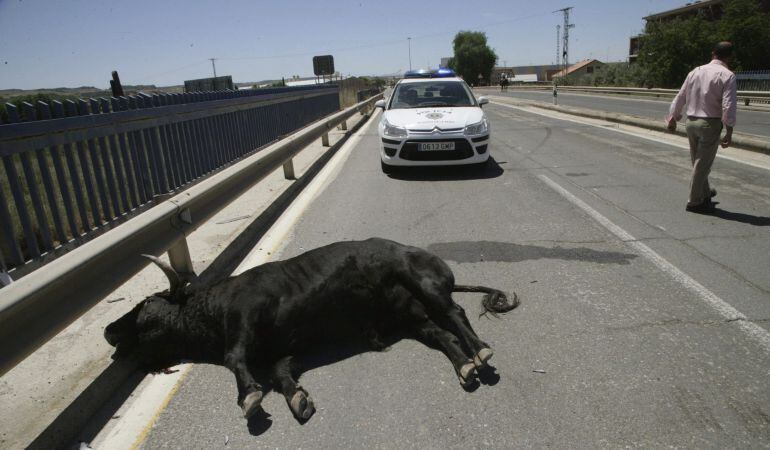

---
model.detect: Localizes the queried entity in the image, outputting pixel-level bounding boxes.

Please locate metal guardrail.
[0,92,383,376]
[495,85,770,106]
[0,86,340,278]
[357,88,382,102]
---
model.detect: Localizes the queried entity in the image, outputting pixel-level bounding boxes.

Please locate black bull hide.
[105,238,518,421]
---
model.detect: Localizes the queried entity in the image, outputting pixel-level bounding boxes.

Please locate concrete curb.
[489,96,770,155]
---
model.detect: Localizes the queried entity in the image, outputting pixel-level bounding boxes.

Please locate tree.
[637,17,716,88]
[718,0,770,71]
[637,0,770,88]
[570,62,649,87]
[448,31,497,85]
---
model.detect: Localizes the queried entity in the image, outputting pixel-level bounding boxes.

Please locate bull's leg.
[413,281,494,369]
[439,305,494,368]
[410,319,478,387]
[224,346,263,419]
[270,356,316,421]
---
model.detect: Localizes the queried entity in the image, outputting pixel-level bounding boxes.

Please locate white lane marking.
[92,364,190,450]
[234,110,380,274]
[538,174,770,353]
[95,112,380,449]
[492,101,770,172]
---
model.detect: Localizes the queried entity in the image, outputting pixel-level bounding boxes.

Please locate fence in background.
[490,85,770,105]
[736,70,770,91]
[0,85,340,276]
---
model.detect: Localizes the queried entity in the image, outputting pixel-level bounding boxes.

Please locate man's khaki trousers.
[685,117,722,206]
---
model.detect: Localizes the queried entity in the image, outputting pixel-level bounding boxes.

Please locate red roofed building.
[552,59,605,79]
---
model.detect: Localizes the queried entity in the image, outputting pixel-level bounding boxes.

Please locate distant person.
[500,76,509,92]
[666,41,737,214]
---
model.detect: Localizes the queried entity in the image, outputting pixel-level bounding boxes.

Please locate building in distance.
[491,64,561,84]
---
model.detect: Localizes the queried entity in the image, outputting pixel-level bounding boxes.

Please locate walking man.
[667,41,737,214]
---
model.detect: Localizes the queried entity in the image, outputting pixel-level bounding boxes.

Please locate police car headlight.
[464,118,489,136]
[383,120,407,138]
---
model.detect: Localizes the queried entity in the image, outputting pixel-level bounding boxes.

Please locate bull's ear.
[141,254,181,296]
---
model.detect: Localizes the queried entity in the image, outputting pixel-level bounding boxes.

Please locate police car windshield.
[390,81,475,109]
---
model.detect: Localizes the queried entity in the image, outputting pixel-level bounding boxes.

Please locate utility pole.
[209,58,218,78]
[554,7,574,78]
[407,37,412,71]
[556,25,560,66]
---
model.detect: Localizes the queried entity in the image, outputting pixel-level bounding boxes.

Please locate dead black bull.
[105,238,518,421]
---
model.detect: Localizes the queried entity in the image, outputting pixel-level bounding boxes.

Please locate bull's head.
[104,255,197,369]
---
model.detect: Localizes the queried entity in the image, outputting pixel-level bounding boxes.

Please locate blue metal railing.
[0,85,340,275]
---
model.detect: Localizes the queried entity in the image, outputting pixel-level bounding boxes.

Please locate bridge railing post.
[282,159,296,179]
[322,132,330,147]
[167,208,194,275]
[0,251,12,286]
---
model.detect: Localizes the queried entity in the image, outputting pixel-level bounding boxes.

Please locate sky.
[0,0,688,90]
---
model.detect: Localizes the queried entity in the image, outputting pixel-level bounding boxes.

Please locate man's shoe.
[710,188,717,198]
[686,200,718,214]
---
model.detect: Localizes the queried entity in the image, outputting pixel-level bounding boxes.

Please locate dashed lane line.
[538,174,770,354]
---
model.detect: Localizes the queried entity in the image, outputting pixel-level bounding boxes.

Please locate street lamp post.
[407,37,412,71]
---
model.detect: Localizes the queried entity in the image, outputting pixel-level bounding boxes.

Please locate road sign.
[184,75,234,92]
[313,55,335,76]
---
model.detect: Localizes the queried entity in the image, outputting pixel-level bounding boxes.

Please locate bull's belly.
[271,302,395,353]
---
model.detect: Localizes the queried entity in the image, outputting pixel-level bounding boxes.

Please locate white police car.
[375,69,490,173]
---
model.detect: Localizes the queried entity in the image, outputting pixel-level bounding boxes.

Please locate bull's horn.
[141,254,181,294]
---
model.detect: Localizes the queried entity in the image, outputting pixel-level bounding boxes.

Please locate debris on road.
[106,297,125,303]
[533,369,546,374]
[216,215,251,224]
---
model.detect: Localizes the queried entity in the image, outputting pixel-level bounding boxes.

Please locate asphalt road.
[141,105,770,448]
[485,89,770,139]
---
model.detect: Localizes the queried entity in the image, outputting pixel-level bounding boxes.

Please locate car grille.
[408,127,464,134]
[399,138,474,161]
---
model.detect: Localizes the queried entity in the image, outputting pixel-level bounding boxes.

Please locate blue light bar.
[403,68,456,78]
[434,68,455,77]
[404,69,432,78]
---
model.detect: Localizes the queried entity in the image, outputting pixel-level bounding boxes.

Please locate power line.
[209,58,217,77]
[217,9,554,62]
[131,9,557,84]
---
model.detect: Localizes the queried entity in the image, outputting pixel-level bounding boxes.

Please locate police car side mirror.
[374,100,386,109]
[477,97,489,107]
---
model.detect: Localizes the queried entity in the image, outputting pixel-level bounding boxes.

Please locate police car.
[375,68,490,173]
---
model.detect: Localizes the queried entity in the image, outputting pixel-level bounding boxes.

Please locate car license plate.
[418,142,455,151]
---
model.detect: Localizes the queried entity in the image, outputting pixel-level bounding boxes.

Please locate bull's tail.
[453,284,519,318]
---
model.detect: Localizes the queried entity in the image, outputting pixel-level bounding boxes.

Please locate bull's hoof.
[289,389,316,421]
[241,391,264,419]
[459,362,477,387]
[473,348,493,368]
